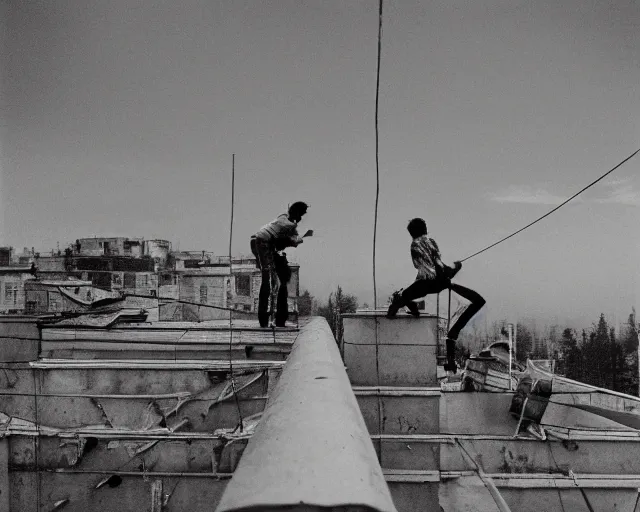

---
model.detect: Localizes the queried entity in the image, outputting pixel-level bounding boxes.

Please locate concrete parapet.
[343,313,439,386]
[216,317,397,512]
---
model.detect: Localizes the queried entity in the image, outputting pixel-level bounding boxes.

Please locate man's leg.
[258,269,271,327]
[274,253,291,327]
[446,283,486,340]
[444,283,486,373]
[387,279,446,318]
[254,239,275,328]
[250,238,261,269]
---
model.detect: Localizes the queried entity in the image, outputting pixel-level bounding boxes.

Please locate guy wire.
[461,148,640,262]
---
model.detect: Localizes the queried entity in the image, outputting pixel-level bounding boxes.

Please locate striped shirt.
[410,235,445,281]
[255,214,303,248]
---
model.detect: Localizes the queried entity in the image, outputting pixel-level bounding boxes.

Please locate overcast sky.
[1,0,638,329]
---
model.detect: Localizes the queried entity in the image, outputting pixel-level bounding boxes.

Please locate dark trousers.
[401,278,485,340]
[250,238,291,326]
[273,254,291,326]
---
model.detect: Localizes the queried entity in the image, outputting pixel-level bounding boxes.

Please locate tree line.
[551,311,638,395]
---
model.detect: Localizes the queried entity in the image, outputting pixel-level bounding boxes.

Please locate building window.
[4,283,18,305]
[236,275,251,297]
[48,293,60,311]
[199,284,207,304]
[124,273,136,288]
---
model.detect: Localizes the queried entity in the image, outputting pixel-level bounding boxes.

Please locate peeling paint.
[397,416,419,434]
[498,446,535,474]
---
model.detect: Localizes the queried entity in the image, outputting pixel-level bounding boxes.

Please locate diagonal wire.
[461,148,640,262]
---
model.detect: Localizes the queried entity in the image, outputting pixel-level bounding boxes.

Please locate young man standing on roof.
[386,218,485,374]
[250,202,313,328]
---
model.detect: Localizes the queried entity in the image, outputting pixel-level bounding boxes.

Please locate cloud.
[491,175,640,206]
[596,176,640,205]
[490,185,577,205]
[596,184,640,205]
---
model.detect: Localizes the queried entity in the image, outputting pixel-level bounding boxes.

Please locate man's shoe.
[258,312,269,328]
[386,290,404,319]
[406,301,420,318]
[444,337,457,373]
[443,361,457,374]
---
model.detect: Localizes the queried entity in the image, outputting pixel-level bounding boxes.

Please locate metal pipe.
[215,317,397,512]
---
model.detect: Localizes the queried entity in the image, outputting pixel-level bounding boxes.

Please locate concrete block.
[379,345,437,386]
[344,343,377,386]
[345,343,437,387]
[343,313,439,346]
[0,338,39,362]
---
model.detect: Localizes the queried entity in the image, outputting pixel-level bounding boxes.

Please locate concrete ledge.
[353,386,441,396]
[215,317,397,512]
[383,469,440,482]
[343,314,438,346]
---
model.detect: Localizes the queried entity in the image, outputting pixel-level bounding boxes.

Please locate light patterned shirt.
[255,214,303,248]
[410,235,445,281]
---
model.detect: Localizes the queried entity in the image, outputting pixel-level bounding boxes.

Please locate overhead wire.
[460,148,640,262]
[228,154,244,433]
[372,0,383,310]
[372,0,384,443]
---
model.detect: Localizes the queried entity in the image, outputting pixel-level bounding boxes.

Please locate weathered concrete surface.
[216,317,397,512]
[355,388,440,435]
[499,486,638,512]
[0,363,281,434]
[441,437,640,474]
[375,436,440,471]
[440,393,517,435]
[343,315,438,386]
[342,313,438,346]
[387,481,439,512]
[439,475,502,512]
[10,471,229,512]
[9,436,224,472]
[0,316,40,362]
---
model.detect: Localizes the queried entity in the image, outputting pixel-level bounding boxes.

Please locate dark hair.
[407,218,427,238]
[288,201,308,218]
